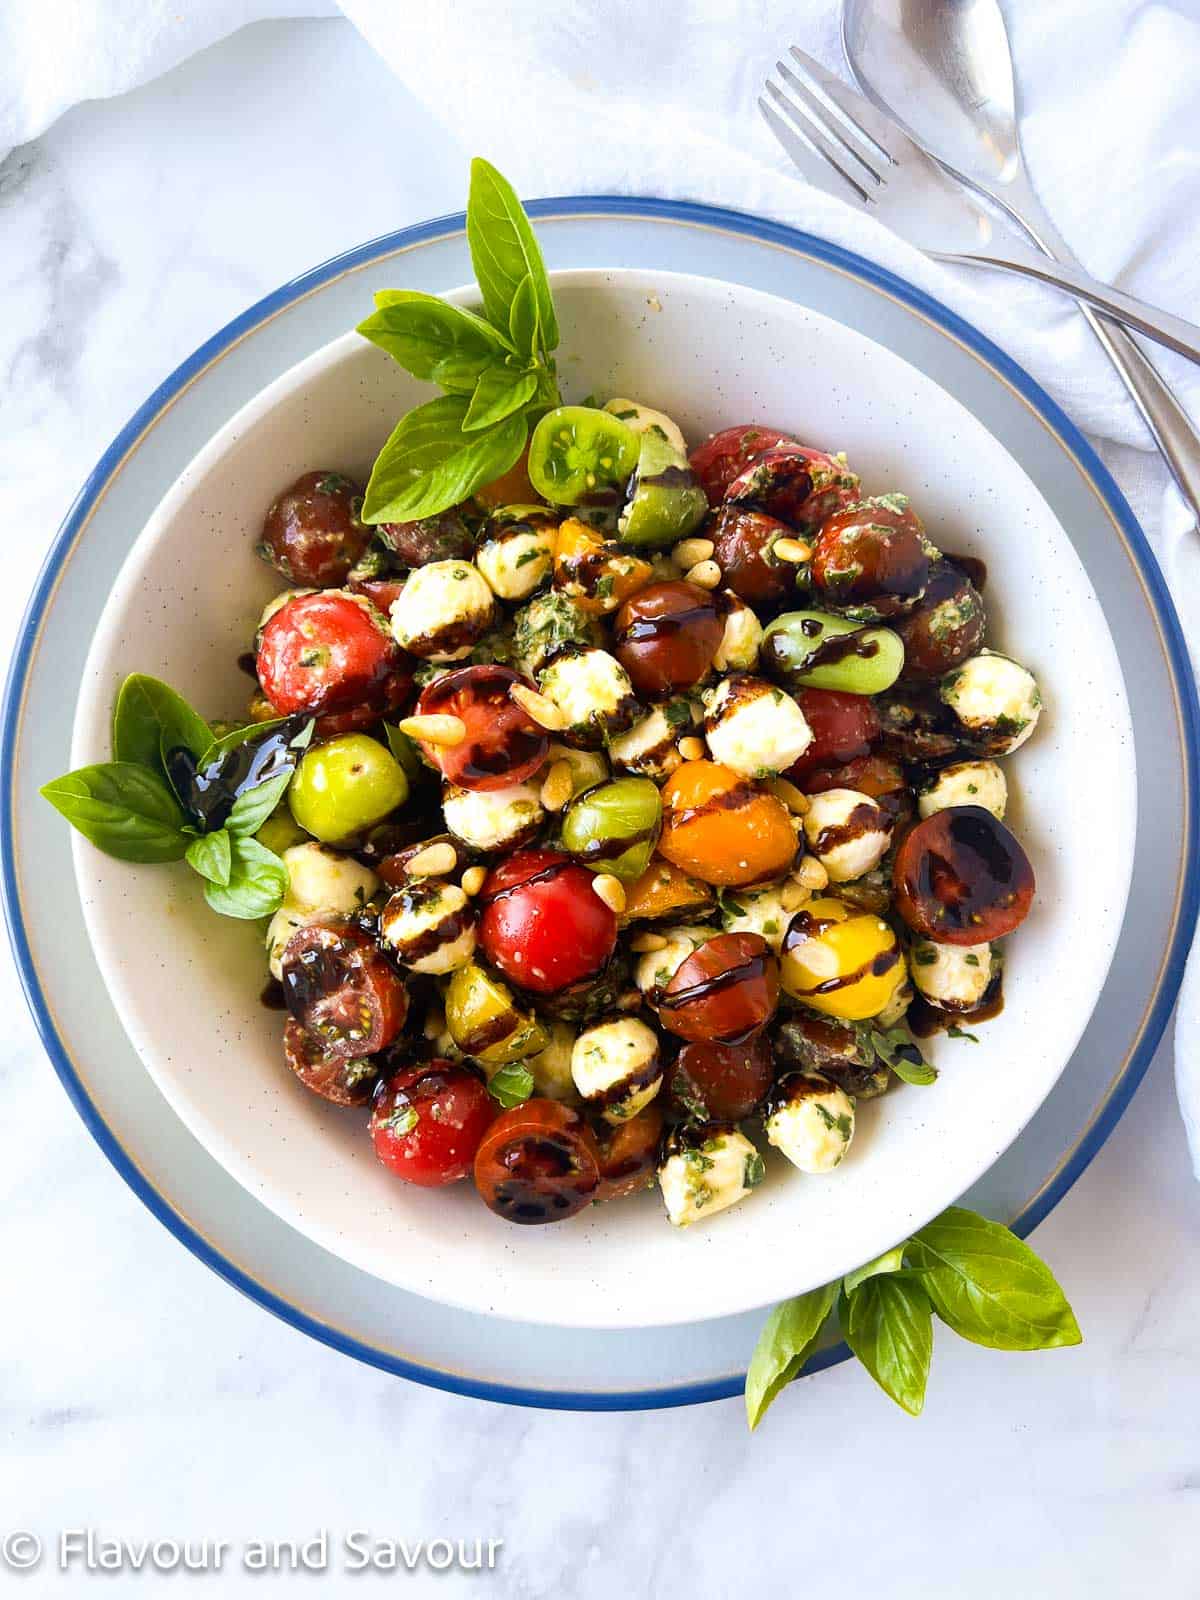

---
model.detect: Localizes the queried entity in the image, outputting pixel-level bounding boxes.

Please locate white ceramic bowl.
[70,269,1135,1329]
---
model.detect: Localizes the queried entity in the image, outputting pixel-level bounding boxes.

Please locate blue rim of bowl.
[3,196,1197,1412]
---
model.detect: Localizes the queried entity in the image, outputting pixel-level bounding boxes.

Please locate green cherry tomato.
[617,430,709,548]
[288,733,409,844]
[528,406,641,508]
[761,610,905,695]
[560,776,662,882]
[445,963,548,1065]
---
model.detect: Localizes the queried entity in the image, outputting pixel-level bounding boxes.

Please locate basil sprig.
[745,1205,1080,1429]
[358,158,561,525]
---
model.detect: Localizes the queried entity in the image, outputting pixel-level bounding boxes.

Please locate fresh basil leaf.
[41,763,191,863]
[508,271,540,356]
[488,1062,534,1110]
[744,1281,838,1431]
[358,290,513,393]
[383,723,422,781]
[467,158,559,353]
[112,674,212,775]
[200,717,290,767]
[867,1025,938,1086]
[843,1244,907,1296]
[289,718,316,751]
[463,361,539,432]
[226,771,292,837]
[201,834,288,920]
[185,827,233,887]
[905,1207,1082,1351]
[361,394,527,524]
[840,1276,932,1416]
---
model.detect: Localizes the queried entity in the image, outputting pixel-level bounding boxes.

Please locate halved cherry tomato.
[257,590,409,719]
[785,688,880,782]
[688,423,798,507]
[413,665,548,791]
[594,1103,665,1202]
[528,406,640,508]
[621,857,715,924]
[477,849,618,995]
[811,495,930,616]
[613,580,723,698]
[895,560,986,681]
[370,1059,495,1186]
[474,1099,602,1224]
[283,1016,382,1106]
[659,761,798,888]
[803,752,908,812]
[552,517,654,616]
[280,919,408,1059]
[893,806,1035,944]
[728,442,861,529]
[658,932,780,1043]
[670,1033,773,1120]
[258,471,370,587]
[710,506,798,606]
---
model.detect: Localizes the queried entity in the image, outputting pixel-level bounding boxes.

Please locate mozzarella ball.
[712,594,763,672]
[538,647,639,748]
[603,396,687,455]
[475,522,554,602]
[718,880,794,952]
[766,1074,855,1174]
[939,650,1042,755]
[802,788,893,882]
[442,780,544,853]
[571,1017,662,1124]
[702,676,812,777]
[918,759,1008,820]
[608,704,688,781]
[381,880,476,975]
[658,1127,764,1227]
[910,939,994,1011]
[265,843,379,979]
[389,560,495,661]
[634,924,714,996]
[527,1021,580,1103]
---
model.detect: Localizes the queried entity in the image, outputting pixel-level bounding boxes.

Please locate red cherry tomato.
[474,1099,602,1224]
[594,1103,665,1202]
[258,471,370,587]
[257,590,409,718]
[803,753,909,814]
[283,1016,382,1106]
[478,850,618,995]
[658,932,780,1043]
[785,689,880,782]
[280,919,408,1059]
[670,1033,774,1120]
[370,1059,495,1186]
[811,495,931,615]
[725,446,816,526]
[414,665,548,791]
[613,581,724,699]
[710,507,799,606]
[893,806,1035,944]
[689,423,799,507]
[348,575,407,615]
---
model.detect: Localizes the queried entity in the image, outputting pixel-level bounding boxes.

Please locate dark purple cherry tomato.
[280,919,408,1059]
[258,471,370,587]
[811,495,930,616]
[895,561,986,681]
[379,510,473,568]
[893,806,1035,944]
[658,932,779,1043]
[671,1033,773,1120]
[473,1100,602,1224]
[710,506,798,606]
[786,688,880,782]
[283,1016,382,1106]
[613,580,724,698]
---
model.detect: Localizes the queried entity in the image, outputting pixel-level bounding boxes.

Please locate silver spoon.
[842,0,1200,522]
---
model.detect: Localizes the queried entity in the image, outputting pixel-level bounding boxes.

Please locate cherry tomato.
[811,496,930,616]
[370,1059,494,1187]
[621,857,716,923]
[282,1017,382,1106]
[552,517,654,616]
[477,850,618,995]
[528,406,640,508]
[670,1033,773,1120]
[474,444,541,510]
[258,471,370,587]
[280,919,408,1059]
[710,506,798,606]
[594,1103,665,1202]
[257,590,410,719]
[347,575,406,615]
[688,423,798,507]
[892,806,1035,944]
[659,761,798,888]
[725,446,816,525]
[613,580,723,698]
[379,509,473,567]
[895,561,986,681]
[785,688,880,782]
[803,752,909,812]
[658,932,779,1043]
[474,1099,602,1224]
[413,665,548,791]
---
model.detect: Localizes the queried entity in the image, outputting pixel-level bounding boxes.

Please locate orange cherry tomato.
[658,761,798,888]
[621,857,716,924]
[474,445,541,510]
[552,518,654,616]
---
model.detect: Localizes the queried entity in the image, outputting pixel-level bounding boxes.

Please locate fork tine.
[776,59,882,183]
[787,45,902,165]
[758,94,873,205]
[763,79,877,205]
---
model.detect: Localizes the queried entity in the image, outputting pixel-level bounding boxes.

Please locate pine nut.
[781,880,809,912]
[630,931,668,953]
[404,841,458,878]
[774,537,812,564]
[396,713,466,747]
[540,758,574,812]
[677,735,706,762]
[794,856,829,891]
[685,558,722,590]
[460,865,487,897]
[511,683,567,732]
[591,873,627,914]
[673,536,715,569]
[766,776,810,815]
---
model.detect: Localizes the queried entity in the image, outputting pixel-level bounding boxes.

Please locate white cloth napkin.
[3,0,1199,1164]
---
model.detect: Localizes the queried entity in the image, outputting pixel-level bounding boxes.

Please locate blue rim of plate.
[3,195,1198,1411]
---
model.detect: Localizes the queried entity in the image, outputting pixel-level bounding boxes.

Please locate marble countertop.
[2,18,1198,1595]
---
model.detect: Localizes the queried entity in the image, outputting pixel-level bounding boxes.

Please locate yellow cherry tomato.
[780,896,906,1021]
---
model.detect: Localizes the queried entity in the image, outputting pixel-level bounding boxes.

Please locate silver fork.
[759,47,1200,366]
